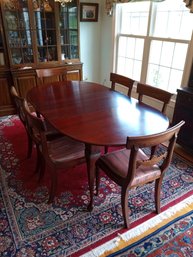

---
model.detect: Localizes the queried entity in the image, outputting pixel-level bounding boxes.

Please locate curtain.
[105,0,193,15]
[105,0,165,15]
[184,0,193,12]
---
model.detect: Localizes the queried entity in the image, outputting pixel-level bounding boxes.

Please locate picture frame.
[80,3,99,22]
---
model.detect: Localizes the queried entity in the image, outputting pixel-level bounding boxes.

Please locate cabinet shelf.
[1,0,80,66]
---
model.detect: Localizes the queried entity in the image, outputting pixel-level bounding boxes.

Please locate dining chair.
[22,99,86,203]
[110,72,135,97]
[10,86,33,159]
[36,67,67,85]
[136,82,174,157]
[105,72,135,154]
[10,86,63,159]
[94,120,185,228]
[136,82,173,115]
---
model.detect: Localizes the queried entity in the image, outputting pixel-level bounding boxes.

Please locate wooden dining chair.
[110,72,135,97]
[36,67,67,85]
[95,120,185,228]
[104,73,135,154]
[10,86,63,159]
[136,82,174,157]
[22,99,86,203]
[136,82,173,115]
[10,86,33,159]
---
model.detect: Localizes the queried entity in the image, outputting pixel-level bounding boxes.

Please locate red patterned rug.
[86,196,193,256]
[0,115,193,256]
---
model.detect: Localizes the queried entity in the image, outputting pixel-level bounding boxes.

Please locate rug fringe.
[82,195,193,257]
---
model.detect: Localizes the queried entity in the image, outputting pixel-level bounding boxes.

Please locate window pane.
[147,64,170,91]
[147,40,188,92]
[168,70,183,92]
[118,37,127,56]
[133,60,141,80]
[152,0,193,39]
[148,41,162,64]
[160,42,174,67]
[120,2,149,36]
[117,57,125,74]
[147,64,161,87]
[125,38,135,59]
[172,43,188,70]
[117,36,144,81]
[125,59,134,77]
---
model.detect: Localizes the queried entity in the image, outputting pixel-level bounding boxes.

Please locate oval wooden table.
[27,81,169,209]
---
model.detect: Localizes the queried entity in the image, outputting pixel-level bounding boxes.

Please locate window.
[114,0,193,93]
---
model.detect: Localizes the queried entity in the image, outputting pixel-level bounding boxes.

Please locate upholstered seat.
[100,149,161,185]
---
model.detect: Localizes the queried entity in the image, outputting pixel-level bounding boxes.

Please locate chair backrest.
[110,72,135,97]
[136,82,173,114]
[36,67,67,85]
[126,120,185,179]
[22,99,47,151]
[10,86,26,125]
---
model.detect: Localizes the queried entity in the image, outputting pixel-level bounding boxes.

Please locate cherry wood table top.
[27,80,169,147]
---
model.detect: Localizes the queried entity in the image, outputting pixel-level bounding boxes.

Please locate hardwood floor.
[174,144,193,162]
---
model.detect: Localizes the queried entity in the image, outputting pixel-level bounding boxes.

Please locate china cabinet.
[0,8,14,116]
[0,0,82,116]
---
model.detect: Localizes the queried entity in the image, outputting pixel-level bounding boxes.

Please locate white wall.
[80,0,113,85]
[80,0,101,82]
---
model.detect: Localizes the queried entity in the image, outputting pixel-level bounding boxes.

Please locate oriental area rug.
[0,115,193,257]
[85,195,193,256]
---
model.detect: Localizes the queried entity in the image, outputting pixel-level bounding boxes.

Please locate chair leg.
[104,146,108,154]
[121,187,130,228]
[155,178,163,214]
[35,146,41,173]
[48,167,57,203]
[95,166,100,196]
[27,133,33,159]
[38,156,46,182]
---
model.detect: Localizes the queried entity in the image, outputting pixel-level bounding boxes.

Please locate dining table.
[27,80,170,210]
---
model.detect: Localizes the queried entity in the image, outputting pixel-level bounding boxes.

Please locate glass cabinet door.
[0,29,5,66]
[33,0,57,63]
[59,0,79,61]
[2,0,33,65]
[1,0,80,66]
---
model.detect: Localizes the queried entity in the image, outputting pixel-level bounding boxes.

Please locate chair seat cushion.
[97,149,161,187]
[47,136,85,165]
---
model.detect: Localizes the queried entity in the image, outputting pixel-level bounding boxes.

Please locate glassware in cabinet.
[59,1,79,61]
[33,1,58,63]
[2,0,34,65]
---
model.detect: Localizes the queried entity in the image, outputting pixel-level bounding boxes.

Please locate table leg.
[85,144,101,211]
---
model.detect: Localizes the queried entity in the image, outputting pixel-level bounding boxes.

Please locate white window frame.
[113,2,193,94]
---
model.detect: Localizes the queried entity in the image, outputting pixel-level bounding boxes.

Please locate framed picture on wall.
[80,3,99,22]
